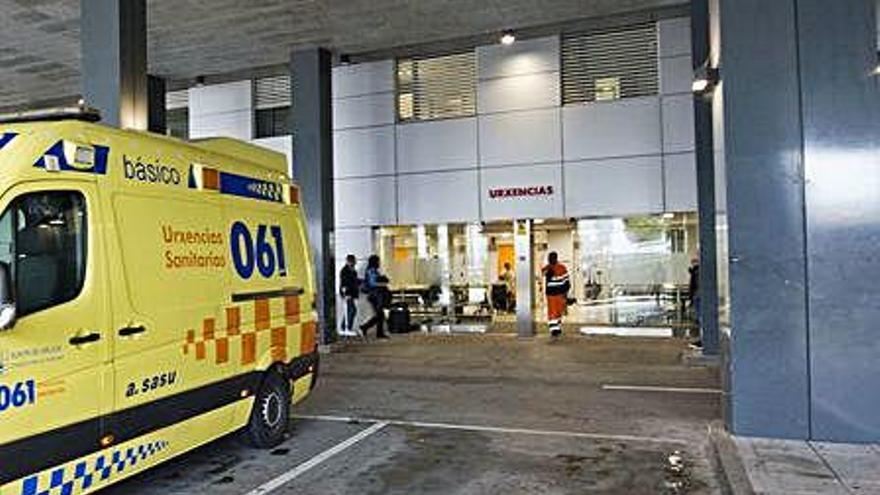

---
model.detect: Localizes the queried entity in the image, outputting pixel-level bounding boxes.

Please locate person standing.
[360,254,390,339]
[688,256,702,349]
[543,252,570,338]
[339,254,360,336]
[500,261,516,312]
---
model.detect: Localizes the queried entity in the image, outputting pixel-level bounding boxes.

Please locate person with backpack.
[543,252,571,338]
[359,254,390,339]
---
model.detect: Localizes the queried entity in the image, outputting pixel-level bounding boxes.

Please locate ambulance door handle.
[69,332,101,346]
[118,326,147,337]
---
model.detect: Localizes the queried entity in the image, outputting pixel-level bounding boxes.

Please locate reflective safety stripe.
[19,440,169,495]
[0,132,17,150]
[0,372,260,485]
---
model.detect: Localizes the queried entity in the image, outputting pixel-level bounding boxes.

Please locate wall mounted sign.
[488,185,554,199]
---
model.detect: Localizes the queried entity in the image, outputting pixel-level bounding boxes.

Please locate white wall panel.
[252,136,293,174]
[332,60,394,99]
[479,108,561,167]
[477,36,560,80]
[564,156,664,216]
[563,97,662,160]
[477,71,560,113]
[335,177,397,227]
[480,163,563,221]
[333,92,395,130]
[661,55,693,95]
[396,118,477,173]
[189,81,253,140]
[333,126,395,178]
[189,81,252,113]
[659,17,692,58]
[398,171,479,224]
[189,110,253,140]
[664,153,698,211]
[335,228,375,260]
[662,94,696,153]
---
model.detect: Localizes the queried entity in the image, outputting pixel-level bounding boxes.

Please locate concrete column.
[290,48,335,344]
[147,75,166,135]
[514,220,534,338]
[80,0,148,129]
[720,0,811,440]
[720,0,880,443]
[796,0,880,442]
[437,224,452,310]
[690,0,720,356]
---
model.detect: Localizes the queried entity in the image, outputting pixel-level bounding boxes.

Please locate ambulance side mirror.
[0,262,16,331]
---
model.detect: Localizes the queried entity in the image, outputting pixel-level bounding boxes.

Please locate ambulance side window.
[0,191,87,316]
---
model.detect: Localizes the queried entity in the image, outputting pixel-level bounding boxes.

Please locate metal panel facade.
[479,109,561,167]
[798,0,880,442]
[480,163,563,221]
[719,0,810,439]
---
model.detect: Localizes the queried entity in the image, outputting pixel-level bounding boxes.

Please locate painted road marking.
[243,421,388,495]
[294,414,689,445]
[602,384,723,394]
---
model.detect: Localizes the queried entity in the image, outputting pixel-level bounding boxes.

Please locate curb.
[708,421,756,495]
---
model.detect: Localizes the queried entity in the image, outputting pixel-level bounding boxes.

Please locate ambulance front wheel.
[245,369,291,448]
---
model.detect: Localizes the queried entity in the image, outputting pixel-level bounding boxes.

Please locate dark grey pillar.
[147,75,166,134]
[80,0,148,129]
[721,0,880,443]
[720,0,811,439]
[797,0,880,442]
[690,0,719,356]
[290,48,336,344]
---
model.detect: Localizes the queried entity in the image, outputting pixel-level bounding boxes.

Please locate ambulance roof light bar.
[0,106,102,125]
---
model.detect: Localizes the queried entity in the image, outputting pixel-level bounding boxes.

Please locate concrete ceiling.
[0,0,686,110]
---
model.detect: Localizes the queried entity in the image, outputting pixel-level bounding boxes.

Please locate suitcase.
[388,303,412,334]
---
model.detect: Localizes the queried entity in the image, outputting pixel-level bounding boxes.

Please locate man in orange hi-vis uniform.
[543,251,571,337]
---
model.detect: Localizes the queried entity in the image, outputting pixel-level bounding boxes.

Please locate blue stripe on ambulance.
[0,132,17,150]
[20,440,168,495]
[33,141,110,175]
[219,171,284,203]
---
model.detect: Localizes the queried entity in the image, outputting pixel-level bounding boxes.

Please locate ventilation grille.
[397,52,476,122]
[165,89,189,110]
[255,75,291,110]
[562,24,659,105]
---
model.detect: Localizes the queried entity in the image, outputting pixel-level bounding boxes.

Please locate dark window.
[254,75,291,138]
[166,107,189,139]
[255,106,290,138]
[0,191,87,316]
[562,24,659,104]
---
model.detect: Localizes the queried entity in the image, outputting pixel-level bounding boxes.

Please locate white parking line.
[294,414,689,445]
[243,421,388,495]
[602,384,722,394]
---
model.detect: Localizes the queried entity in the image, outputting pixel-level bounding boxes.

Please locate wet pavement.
[105,333,724,494]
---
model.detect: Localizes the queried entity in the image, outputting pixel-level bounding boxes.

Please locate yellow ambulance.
[0,108,319,495]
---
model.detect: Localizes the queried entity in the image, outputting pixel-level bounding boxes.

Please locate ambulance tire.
[245,369,291,448]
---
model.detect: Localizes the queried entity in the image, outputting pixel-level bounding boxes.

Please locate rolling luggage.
[388,303,412,334]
